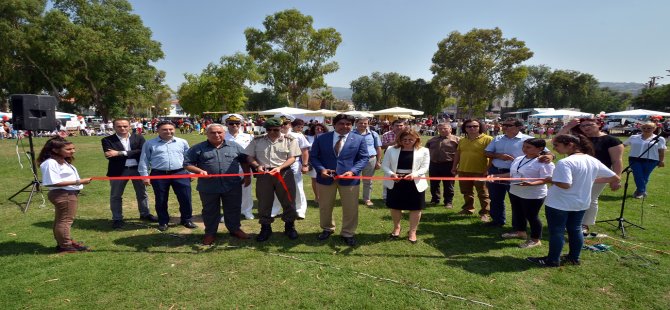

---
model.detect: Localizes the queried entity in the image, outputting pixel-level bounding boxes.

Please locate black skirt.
[386,179,426,210]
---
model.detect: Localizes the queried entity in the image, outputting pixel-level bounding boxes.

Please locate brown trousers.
[318,182,359,237]
[48,190,79,247]
[457,171,490,215]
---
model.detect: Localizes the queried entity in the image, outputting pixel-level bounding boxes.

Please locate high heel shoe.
[389,233,400,240]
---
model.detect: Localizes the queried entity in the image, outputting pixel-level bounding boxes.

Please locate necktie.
[334,135,345,156]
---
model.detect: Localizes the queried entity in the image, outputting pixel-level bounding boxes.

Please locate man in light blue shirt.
[352,118,382,206]
[139,121,196,231]
[484,118,552,227]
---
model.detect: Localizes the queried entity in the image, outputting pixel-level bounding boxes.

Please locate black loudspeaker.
[10,94,57,131]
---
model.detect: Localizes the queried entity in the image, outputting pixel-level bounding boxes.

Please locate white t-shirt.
[509,155,555,199]
[40,158,83,191]
[545,154,616,211]
[623,134,666,161]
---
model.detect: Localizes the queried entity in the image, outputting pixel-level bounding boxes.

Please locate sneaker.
[560,254,581,266]
[634,193,644,199]
[444,202,453,209]
[526,256,559,268]
[519,240,542,248]
[502,232,526,239]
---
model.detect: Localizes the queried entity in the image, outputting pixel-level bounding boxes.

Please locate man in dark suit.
[102,118,157,228]
[310,114,369,246]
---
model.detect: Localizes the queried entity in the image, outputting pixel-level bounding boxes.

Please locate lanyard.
[516,157,537,174]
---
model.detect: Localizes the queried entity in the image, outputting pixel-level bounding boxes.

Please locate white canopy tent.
[605,109,670,118]
[0,112,12,119]
[529,109,594,118]
[304,109,340,117]
[56,112,77,119]
[343,111,374,118]
[258,107,313,116]
[371,107,424,116]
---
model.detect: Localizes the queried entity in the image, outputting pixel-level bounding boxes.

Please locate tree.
[245,9,341,107]
[512,65,552,109]
[177,53,258,115]
[630,84,670,112]
[350,72,411,111]
[431,27,533,118]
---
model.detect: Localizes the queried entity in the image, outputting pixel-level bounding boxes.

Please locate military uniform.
[244,133,301,225]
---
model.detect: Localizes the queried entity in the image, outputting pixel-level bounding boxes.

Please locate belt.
[50,189,80,195]
[151,168,185,174]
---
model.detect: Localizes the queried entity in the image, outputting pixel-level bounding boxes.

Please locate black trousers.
[199,186,242,235]
[509,193,544,239]
[428,161,454,203]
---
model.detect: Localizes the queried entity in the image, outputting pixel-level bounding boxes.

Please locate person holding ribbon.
[623,122,666,199]
[184,123,251,246]
[244,118,301,242]
[491,138,554,248]
[38,137,92,253]
[382,130,430,243]
[310,113,369,247]
[138,121,197,232]
[528,134,619,267]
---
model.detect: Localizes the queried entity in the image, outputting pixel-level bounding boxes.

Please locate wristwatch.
[302,164,309,167]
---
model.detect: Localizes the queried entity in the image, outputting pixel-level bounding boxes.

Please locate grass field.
[0,134,669,309]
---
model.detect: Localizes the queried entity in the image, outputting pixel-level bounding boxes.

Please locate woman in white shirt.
[382,130,430,243]
[492,138,554,248]
[623,122,666,199]
[38,138,92,253]
[527,134,619,267]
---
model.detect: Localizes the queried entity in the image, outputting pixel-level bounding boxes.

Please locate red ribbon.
[334,175,542,182]
[90,171,293,202]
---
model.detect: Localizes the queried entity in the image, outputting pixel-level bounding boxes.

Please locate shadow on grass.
[32,218,155,232]
[598,194,625,202]
[443,255,533,275]
[0,241,54,256]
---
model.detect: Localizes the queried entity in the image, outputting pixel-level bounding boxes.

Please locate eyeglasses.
[227,123,240,126]
[642,127,654,130]
[465,125,479,128]
[267,128,281,132]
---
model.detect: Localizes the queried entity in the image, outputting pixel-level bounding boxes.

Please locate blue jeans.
[487,167,510,225]
[545,206,586,264]
[629,157,659,195]
[150,170,193,225]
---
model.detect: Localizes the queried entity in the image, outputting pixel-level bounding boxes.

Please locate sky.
[128,0,670,91]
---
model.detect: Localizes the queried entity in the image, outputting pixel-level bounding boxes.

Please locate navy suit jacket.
[310,131,369,186]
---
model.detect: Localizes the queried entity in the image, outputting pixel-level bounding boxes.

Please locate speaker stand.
[8,132,41,213]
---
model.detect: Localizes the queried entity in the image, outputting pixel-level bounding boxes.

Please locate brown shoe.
[230,229,250,240]
[458,209,474,215]
[202,234,216,246]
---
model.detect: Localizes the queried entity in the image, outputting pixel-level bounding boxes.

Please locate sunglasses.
[227,123,240,126]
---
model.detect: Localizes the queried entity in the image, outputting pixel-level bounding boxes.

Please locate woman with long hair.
[38,137,92,253]
[558,118,622,235]
[527,134,619,267]
[381,130,430,243]
[623,122,666,198]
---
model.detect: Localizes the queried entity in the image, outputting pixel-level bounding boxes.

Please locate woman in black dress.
[381,130,430,243]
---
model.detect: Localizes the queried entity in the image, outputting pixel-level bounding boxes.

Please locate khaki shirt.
[425,134,460,163]
[244,134,301,167]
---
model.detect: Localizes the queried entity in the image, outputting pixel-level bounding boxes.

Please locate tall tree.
[512,65,552,109]
[630,84,670,112]
[350,72,411,111]
[178,53,258,115]
[245,9,342,107]
[431,27,533,118]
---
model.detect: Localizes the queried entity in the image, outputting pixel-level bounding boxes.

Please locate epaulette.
[255,134,267,139]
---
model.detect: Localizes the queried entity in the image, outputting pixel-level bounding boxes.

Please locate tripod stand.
[597,134,661,238]
[8,131,41,213]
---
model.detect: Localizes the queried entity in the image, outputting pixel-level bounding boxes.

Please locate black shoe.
[526,256,559,268]
[317,230,334,241]
[560,254,581,266]
[341,236,357,247]
[429,199,440,204]
[181,220,197,229]
[388,233,400,240]
[256,224,273,242]
[284,222,299,240]
[112,220,124,229]
[140,214,159,222]
[157,224,169,231]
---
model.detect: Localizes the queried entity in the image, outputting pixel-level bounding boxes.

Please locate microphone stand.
[597,134,661,238]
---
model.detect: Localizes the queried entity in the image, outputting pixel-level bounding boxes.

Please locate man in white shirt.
[223,114,255,220]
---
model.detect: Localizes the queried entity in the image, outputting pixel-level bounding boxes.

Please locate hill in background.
[598,82,646,95]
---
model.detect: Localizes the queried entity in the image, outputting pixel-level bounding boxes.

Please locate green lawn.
[0,134,669,309]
